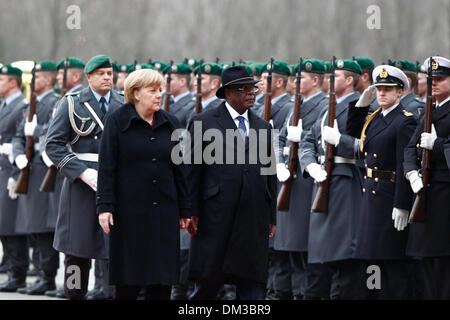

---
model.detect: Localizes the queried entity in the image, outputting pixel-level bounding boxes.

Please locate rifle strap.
[359,107,382,152]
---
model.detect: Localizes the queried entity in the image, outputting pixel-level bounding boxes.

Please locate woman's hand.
[179,218,191,229]
[99,212,114,234]
[269,224,276,238]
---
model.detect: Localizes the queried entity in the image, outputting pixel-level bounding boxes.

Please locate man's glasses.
[232,86,259,94]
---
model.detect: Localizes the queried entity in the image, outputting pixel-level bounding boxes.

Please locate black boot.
[17,277,42,294]
[0,273,26,292]
[27,276,56,295]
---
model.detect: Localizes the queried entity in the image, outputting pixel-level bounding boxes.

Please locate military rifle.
[163,60,173,112]
[409,57,433,222]
[277,57,303,211]
[263,57,274,122]
[195,59,204,114]
[311,56,336,213]
[15,62,37,194]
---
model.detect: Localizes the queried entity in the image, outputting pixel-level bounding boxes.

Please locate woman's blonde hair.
[124,69,165,104]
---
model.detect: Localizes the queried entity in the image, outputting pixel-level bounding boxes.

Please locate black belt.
[366,167,396,183]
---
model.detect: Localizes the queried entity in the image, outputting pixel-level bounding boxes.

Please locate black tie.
[100,97,107,115]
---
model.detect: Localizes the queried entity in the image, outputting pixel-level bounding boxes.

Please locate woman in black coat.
[96,69,191,300]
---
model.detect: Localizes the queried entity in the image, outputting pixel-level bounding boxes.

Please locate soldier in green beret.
[390,60,425,118]
[247,62,266,113]
[116,64,129,93]
[56,57,85,96]
[151,60,169,75]
[45,54,124,300]
[168,63,195,128]
[416,63,427,102]
[321,61,332,94]
[0,64,29,292]
[353,56,375,94]
[286,64,298,100]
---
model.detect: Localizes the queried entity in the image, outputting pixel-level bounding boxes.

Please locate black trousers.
[190,278,263,300]
[64,254,91,300]
[327,259,368,300]
[1,235,28,279]
[115,285,171,300]
[31,233,59,278]
[303,260,332,299]
[419,256,450,300]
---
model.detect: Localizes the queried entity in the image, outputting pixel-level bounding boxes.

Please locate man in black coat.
[186,66,277,300]
[403,56,450,299]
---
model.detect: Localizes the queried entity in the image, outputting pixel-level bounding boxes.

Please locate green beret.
[247,62,265,76]
[194,62,223,76]
[135,63,156,71]
[323,61,332,73]
[353,57,375,70]
[84,54,112,74]
[0,64,22,76]
[417,63,426,74]
[300,59,327,74]
[334,59,362,75]
[390,60,417,73]
[111,61,119,72]
[262,60,291,76]
[234,63,254,76]
[126,64,135,73]
[118,64,129,73]
[288,64,297,76]
[220,62,233,71]
[170,63,192,74]
[151,61,169,73]
[35,61,57,72]
[57,57,85,70]
[186,58,200,69]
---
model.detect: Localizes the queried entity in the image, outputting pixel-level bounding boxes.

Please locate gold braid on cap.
[360,107,382,152]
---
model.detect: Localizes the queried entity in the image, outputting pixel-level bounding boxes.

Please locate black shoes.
[0,277,26,292]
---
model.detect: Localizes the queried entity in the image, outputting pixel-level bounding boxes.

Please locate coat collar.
[336,91,360,118]
[118,103,168,132]
[364,103,404,146]
[301,91,326,119]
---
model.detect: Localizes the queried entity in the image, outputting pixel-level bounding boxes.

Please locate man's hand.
[269,224,276,238]
[323,119,341,146]
[276,163,290,182]
[405,170,423,194]
[420,124,437,150]
[188,216,199,236]
[7,177,18,200]
[15,154,28,170]
[286,119,303,142]
[180,218,191,229]
[99,212,114,234]
[24,114,37,137]
[355,85,376,107]
[79,168,98,192]
[392,208,409,231]
[306,163,327,183]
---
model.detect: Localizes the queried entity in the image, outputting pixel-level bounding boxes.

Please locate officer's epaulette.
[65,92,80,97]
[403,110,413,117]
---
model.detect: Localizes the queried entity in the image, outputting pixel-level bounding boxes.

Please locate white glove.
[7,177,18,200]
[420,124,437,150]
[0,143,12,156]
[392,208,409,231]
[15,154,28,170]
[79,168,98,192]
[356,85,376,107]
[276,163,290,182]
[24,114,37,137]
[405,170,423,194]
[41,150,54,168]
[283,147,290,157]
[306,163,327,183]
[286,119,303,142]
[323,119,341,146]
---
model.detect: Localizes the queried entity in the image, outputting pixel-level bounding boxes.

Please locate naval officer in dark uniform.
[45,55,124,299]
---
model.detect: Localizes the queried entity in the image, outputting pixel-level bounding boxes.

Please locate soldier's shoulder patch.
[403,110,413,117]
[65,92,80,97]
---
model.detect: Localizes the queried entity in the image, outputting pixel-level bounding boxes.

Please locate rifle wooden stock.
[277,58,303,211]
[311,57,336,213]
[409,57,434,222]
[40,58,70,192]
[263,58,274,122]
[195,59,203,114]
[163,61,173,112]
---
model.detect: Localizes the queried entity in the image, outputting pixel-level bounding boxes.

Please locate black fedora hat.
[216,66,260,99]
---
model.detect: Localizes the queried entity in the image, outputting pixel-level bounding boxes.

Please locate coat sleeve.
[12,115,26,159]
[298,124,319,178]
[394,115,417,210]
[403,115,423,175]
[45,97,88,182]
[185,114,202,216]
[346,101,369,138]
[96,113,119,214]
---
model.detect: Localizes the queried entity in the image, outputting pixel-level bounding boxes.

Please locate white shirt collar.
[336,92,355,104]
[68,84,83,93]
[202,96,218,108]
[225,101,249,124]
[4,91,23,105]
[272,93,288,105]
[90,87,110,104]
[436,96,450,108]
[173,91,190,103]
[382,103,399,117]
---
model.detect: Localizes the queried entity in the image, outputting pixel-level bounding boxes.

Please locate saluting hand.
[99,212,114,234]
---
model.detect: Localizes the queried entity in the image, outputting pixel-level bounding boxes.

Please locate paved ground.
[0,245,96,300]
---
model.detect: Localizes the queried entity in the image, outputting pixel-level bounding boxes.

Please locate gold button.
[365,163,368,167]
[364,152,368,156]
[375,177,379,182]
[362,188,366,192]
[364,176,367,180]
[416,143,420,148]
[374,167,378,170]
[373,154,377,158]
[372,190,376,195]
[427,184,431,187]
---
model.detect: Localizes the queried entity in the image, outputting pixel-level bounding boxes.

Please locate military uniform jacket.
[187,102,277,284]
[45,87,124,259]
[171,92,195,128]
[299,91,363,263]
[257,94,293,130]
[12,91,59,234]
[401,93,425,120]
[274,92,328,252]
[344,102,417,259]
[403,99,450,258]
[0,93,28,236]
